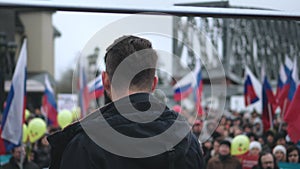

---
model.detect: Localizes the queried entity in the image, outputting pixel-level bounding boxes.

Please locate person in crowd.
[274,132,287,147]
[34,108,45,121]
[251,112,263,137]
[272,145,286,162]
[233,127,243,137]
[0,145,39,169]
[230,117,243,135]
[220,116,227,126]
[202,139,213,163]
[33,134,51,168]
[280,123,288,133]
[210,139,221,158]
[265,131,276,150]
[233,117,243,128]
[240,141,261,169]
[225,118,232,130]
[47,35,203,169]
[286,145,300,163]
[243,124,253,135]
[247,133,258,142]
[249,141,262,156]
[256,136,272,152]
[206,140,242,169]
[192,119,202,138]
[253,152,279,169]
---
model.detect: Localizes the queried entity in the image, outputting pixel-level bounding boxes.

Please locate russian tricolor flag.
[79,62,89,118]
[278,57,298,114]
[0,39,27,154]
[42,75,58,127]
[287,57,299,102]
[244,75,259,106]
[284,56,293,76]
[173,72,193,101]
[244,66,261,106]
[262,75,276,131]
[193,59,203,115]
[284,85,300,143]
[276,63,287,98]
[88,75,104,99]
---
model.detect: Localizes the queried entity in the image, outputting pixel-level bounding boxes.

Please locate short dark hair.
[219,140,231,148]
[258,151,279,169]
[104,35,158,91]
[287,145,300,163]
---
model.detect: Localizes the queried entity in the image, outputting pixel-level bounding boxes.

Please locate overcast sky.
[53,0,300,80]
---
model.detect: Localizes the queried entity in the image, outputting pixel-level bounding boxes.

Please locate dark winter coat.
[48,93,203,169]
[206,155,242,169]
[0,157,40,169]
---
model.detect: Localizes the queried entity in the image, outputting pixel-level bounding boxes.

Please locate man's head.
[218,140,231,156]
[287,145,300,163]
[11,145,25,162]
[213,139,221,153]
[258,152,278,169]
[249,141,262,156]
[103,35,158,100]
[275,132,286,146]
[266,131,275,144]
[273,145,286,162]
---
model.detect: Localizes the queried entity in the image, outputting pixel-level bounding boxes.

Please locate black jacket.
[48,93,203,169]
[0,157,40,169]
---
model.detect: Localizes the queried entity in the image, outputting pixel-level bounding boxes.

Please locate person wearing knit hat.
[249,141,262,156]
[273,145,286,162]
[238,141,261,169]
[220,140,231,149]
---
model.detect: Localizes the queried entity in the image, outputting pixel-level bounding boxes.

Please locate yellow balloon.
[231,135,250,155]
[57,110,73,128]
[28,118,47,143]
[22,124,28,143]
[72,107,81,121]
[25,109,31,120]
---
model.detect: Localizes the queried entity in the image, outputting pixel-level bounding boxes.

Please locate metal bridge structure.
[172,0,300,86]
[173,15,300,84]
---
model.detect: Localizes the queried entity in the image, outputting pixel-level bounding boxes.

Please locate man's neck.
[111,90,151,102]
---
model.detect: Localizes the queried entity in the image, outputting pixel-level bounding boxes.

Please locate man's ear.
[151,76,158,92]
[102,72,111,96]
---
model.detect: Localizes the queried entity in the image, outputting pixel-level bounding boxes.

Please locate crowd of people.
[0,108,59,169]
[188,107,300,169]
[0,35,299,169]
[1,105,300,169]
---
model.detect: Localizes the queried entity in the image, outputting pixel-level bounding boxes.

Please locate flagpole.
[278,99,287,132]
[268,103,273,130]
[44,105,48,126]
[247,96,250,106]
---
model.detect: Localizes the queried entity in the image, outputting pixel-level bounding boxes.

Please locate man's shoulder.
[47,121,84,169]
[48,121,82,146]
[0,162,11,169]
